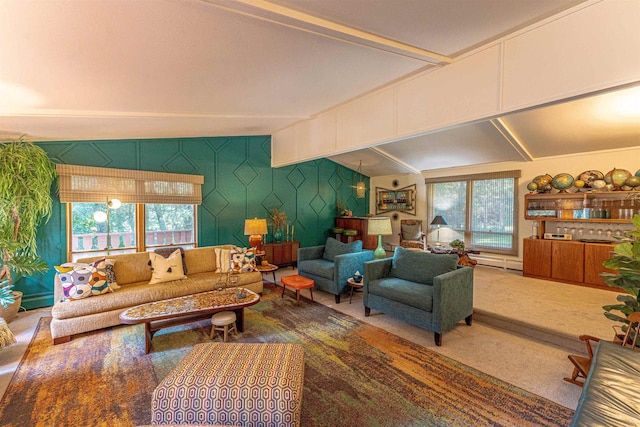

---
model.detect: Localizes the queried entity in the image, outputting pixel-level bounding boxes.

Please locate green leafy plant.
[0,138,57,308]
[601,214,640,329]
[450,239,465,251]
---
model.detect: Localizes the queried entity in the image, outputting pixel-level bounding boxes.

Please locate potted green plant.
[601,213,640,343]
[450,239,466,251]
[0,138,57,327]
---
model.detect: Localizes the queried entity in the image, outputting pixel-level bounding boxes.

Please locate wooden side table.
[347,277,363,304]
[255,263,278,283]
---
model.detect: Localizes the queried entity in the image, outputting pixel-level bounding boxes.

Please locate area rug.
[0,284,573,427]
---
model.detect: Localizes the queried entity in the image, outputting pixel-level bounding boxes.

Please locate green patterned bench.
[151,343,305,426]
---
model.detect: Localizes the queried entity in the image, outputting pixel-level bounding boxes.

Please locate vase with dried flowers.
[268,208,287,243]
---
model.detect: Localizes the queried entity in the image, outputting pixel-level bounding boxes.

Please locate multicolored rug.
[0,284,573,426]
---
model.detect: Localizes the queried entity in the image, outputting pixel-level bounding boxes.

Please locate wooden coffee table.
[120,288,260,353]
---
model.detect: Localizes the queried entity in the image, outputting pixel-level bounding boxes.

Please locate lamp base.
[249,235,263,252]
[374,235,386,259]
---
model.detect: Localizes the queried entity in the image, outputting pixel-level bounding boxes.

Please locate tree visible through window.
[427,171,520,255]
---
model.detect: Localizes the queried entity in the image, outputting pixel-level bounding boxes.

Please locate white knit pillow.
[148,249,187,285]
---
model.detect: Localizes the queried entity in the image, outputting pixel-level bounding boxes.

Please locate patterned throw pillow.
[214,248,232,272]
[230,247,256,273]
[148,249,187,285]
[54,258,119,302]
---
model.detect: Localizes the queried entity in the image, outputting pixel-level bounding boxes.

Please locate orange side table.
[281,274,314,304]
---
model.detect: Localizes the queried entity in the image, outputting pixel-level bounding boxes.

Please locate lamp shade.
[430,215,448,226]
[367,217,392,235]
[244,218,268,235]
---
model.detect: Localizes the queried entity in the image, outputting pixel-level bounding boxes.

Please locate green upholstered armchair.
[298,237,374,304]
[363,246,473,346]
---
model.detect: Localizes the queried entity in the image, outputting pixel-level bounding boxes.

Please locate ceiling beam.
[489,118,534,161]
[369,146,422,175]
[203,0,452,64]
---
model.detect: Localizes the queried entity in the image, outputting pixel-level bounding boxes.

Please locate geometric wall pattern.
[22,136,369,309]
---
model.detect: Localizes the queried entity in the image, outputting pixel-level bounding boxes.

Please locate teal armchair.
[363,246,474,346]
[298,237,374,303]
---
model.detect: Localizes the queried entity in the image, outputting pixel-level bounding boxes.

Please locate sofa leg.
[465,314,473,326]
[434,332,442,346]
[53,336,71,345]
[365,307,371,316]
[335,294,341,304]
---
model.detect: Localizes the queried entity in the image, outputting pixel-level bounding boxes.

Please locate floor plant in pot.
[0,138,57,347]
[601,212,640,345]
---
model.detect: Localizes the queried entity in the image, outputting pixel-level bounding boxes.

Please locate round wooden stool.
[281,274,315,305]
[210,311,238,342]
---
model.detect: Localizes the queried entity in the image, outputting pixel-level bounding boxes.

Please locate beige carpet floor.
[0,265,620,411]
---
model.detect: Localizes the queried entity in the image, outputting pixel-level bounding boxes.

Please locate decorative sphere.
[574,179,585,188]
[591,179,607,190]
[551,173,574,191]
[605,168,632,188]
[636,169,640,177]
[625,175,640,188]
[577,170,604,188]
[532,174,553,193]
[527,182,538,192]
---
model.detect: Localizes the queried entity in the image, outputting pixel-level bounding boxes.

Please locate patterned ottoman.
[151,343,305,426]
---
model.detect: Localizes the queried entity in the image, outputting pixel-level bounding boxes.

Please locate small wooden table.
[120,288,260,353]
[255,263,278,283]
[347,277,363,304]
[428,246,479,267]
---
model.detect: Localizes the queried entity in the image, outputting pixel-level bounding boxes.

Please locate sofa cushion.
[149,249,187,285]
[78,252,153,286]
[390,247,458,285]
[54,258,119,301]
[401,223,422,241]
[298,259,334,280]
[184,246,219,274]
[368,277,434,312]
[154,247,188,274]
[231,247,256,273]
[322,237,362,261]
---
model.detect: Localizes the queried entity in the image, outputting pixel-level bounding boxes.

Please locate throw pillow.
[148,249,187,285]
[90,258,121,292]
[214,247,232,272]
[154,247,188,274]
[401,223,422,241]
[390,246,458,285]
[322,237,363,261]
[54,259,118,301]
[104,258,121,290]
[231,247,256,273]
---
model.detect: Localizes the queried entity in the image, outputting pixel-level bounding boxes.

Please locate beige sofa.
[50,246,264,344]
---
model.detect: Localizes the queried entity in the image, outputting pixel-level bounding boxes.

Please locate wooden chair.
[399,220,425,250]
[564,312,640,386]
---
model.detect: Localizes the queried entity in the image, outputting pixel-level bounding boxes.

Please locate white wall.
[372,146,640,269]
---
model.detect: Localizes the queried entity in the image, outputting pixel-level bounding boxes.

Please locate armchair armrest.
[363,258,392,283]
[298,245,325,262]
[335,250,374,292]
[432,266,474,332]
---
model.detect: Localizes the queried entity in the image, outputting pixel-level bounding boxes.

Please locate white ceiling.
[1,0,637,176]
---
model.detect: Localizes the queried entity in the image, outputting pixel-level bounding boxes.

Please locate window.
[58,165,203,261]
[426,170,520,255]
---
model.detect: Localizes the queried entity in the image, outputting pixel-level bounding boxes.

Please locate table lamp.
[430,215,448,246]
[244,218,268,251]
[367,217,392,259]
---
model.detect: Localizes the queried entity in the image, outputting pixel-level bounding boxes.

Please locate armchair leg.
[335,294,341,304]
[465,314,473,326]
[365,307,371,316]
[434,332,442,346]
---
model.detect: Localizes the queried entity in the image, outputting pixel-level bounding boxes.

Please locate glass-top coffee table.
[120,288,260,353]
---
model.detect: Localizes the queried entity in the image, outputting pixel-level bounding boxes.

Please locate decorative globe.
[625,175,640,188]
[532,174,553,193]
[551,173,574,192]
[605,168,631,189]
[577,170,604,188]
[591,179,607,190]
[636,169,640,178]
[527,182,538,192]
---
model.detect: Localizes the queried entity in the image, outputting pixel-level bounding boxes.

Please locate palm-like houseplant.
[601,213,640,342]
[0,139,57,338]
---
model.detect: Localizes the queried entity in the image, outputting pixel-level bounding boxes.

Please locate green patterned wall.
[19,136,369,309]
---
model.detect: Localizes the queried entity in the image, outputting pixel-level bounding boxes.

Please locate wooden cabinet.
[335,217,377,250]
[263,241,299,268]
[584,243,616,287]
[551,240,584,283]
[523,238,617,290]
[522,239,551,278]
